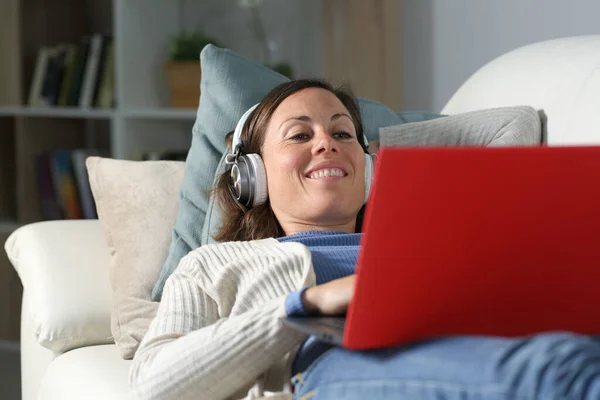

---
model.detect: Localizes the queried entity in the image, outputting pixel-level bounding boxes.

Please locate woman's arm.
[130,266,308,400]
[286,275,356,318]
[302,275,355,315]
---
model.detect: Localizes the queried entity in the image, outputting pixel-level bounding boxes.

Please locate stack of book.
[141,150,188,161]
[34,149,101,220]
[28,33,115,109]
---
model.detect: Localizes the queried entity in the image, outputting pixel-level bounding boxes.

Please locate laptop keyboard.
[316,317,346,330]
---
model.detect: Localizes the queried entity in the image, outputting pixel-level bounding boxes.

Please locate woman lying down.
[130,79,600,400]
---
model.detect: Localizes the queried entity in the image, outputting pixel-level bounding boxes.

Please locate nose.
[312,130,339,155]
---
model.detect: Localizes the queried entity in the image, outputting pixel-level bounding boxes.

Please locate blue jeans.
[291,333,600,400]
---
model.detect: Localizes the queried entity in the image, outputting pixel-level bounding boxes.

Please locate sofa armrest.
[4,220,113,354]
[441,35,600,145]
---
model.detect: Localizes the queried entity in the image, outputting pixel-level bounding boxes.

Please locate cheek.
[275,154,300,174]
[265,152,306,189]
[354,151,367,177]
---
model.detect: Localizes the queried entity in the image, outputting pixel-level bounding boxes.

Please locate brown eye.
[290,133,310,141]
[334,131,353,139]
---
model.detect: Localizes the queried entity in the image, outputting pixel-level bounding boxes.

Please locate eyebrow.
[279,113,352,129]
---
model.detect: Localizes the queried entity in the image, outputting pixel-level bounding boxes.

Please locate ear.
[368,140,380,153]
[225,130,235,151]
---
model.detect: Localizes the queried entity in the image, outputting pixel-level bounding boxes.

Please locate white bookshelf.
[0,0,396,226]
[0,106,196,121]
[0,0,201,160]
[0,106,115,119]
[0,0,326,159]
[0,0,203,226]
[106,0,199,159]
[120,108,196,120]
[116,0,182,110]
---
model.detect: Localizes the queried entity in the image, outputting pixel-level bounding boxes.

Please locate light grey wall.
[183,0,322,79]
[403,0,600,112]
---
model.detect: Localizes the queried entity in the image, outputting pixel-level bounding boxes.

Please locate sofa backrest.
[442,35,600,146]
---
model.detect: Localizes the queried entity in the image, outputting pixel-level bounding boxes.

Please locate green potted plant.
[165,31,221,108]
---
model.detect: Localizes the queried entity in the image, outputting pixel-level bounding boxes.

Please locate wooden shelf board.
[0,340,19,352]
[121,108,197,121]
[0,107,115,119]
[0,221,20,234]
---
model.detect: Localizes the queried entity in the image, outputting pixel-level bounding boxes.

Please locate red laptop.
[283,146,600,350]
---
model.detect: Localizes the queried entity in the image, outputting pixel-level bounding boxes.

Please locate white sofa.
[5,35,600,400]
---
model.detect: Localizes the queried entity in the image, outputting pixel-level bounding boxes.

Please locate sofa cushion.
[151,44,443,302]
[379,106,542,147]
[38,345,131,400]
[87,157,184,359]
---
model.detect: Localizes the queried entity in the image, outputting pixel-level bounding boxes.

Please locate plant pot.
[165,61,201,109]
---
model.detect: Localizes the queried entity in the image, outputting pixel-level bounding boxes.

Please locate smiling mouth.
[307,168,347,180]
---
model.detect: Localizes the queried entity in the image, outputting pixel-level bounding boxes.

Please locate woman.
[130,79,600,400]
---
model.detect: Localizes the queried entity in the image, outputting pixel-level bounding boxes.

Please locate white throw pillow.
[87,157,184,359]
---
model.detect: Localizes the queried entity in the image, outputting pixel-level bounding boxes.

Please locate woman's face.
[261,88,366,234]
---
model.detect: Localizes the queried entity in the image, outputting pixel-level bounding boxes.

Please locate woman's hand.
[301,275,355,315]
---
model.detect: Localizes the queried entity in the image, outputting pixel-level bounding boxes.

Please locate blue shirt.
[278,230,362,374]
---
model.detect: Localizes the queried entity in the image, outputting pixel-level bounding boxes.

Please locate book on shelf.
[51,150,83,219]
[34,153,62,220]
[34,149,101,220]
[68,36,91,107]
[141,150,188,161]
[28,47,50,107]
[57,45,78,106]
[79,34,103,108]
[71,149,99,220]
[40,45,69,106]
[96,40,115,109]
[28,33,115,109]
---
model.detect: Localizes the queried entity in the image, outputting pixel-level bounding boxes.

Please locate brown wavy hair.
[212,79,367,242]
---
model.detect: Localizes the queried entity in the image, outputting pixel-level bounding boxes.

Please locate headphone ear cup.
[364,153,374,203]
[230,158,250,207]
[245,153,268,208]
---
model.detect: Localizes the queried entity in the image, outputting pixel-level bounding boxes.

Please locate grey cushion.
[379,106,542,147]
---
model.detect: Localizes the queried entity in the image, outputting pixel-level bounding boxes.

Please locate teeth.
[309,168,345,179]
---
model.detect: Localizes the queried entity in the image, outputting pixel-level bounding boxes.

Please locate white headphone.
[226,104,374,209]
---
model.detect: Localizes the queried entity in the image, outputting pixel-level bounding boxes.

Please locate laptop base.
[281,317,346,346]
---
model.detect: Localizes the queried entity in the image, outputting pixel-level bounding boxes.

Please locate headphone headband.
[231,104,259,155]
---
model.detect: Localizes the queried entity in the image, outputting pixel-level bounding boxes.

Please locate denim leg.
[292,333,600,400]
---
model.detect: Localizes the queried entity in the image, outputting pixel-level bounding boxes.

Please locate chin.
[307,199,361,222]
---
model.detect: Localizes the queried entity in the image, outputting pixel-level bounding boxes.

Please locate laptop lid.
[344,146,600,350]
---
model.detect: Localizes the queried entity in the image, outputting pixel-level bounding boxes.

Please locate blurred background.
[1,1,600,399]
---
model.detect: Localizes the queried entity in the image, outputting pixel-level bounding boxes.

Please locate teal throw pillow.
[152,45,442,300]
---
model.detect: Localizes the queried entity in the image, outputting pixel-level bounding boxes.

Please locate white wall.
[183,0,322,79]
[403,0,600,112]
